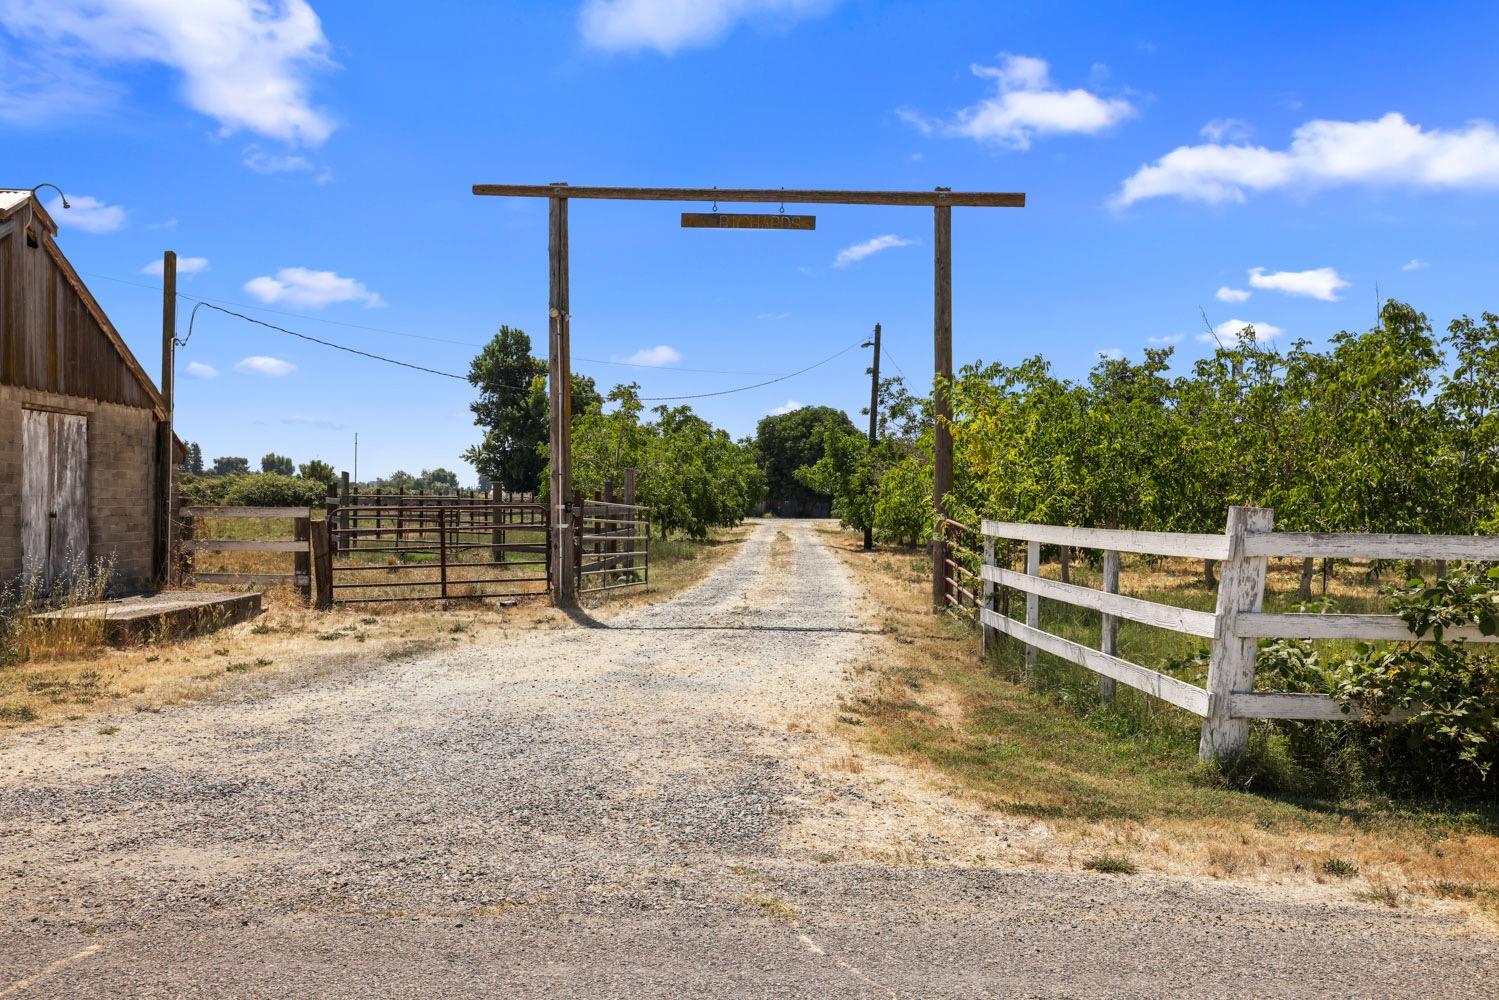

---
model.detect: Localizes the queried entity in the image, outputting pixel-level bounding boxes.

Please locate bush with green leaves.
[180,473,327,508]
[1253,571,1499,797]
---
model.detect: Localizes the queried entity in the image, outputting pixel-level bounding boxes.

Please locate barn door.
[21,410,90,589]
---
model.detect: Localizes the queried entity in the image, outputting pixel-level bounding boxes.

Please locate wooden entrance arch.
[471,183,1026,607]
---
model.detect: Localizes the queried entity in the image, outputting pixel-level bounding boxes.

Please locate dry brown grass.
[818,524,1499,930]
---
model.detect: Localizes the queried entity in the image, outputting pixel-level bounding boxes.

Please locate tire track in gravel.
[1,520,1494,998]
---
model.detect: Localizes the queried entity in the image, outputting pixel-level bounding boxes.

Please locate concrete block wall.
[0,384,160,593]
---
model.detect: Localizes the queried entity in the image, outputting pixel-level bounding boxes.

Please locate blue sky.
[5,0,1499,483]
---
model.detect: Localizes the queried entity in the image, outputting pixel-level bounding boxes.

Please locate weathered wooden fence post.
[1024,540,1041,674]
[293,513,311,603]
[1100,548,1120,702]
[1199,505,1274,761]
[311,518,333,609]
[981,532,995,654]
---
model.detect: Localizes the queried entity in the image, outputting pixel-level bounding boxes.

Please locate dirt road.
[1,520,1493,998]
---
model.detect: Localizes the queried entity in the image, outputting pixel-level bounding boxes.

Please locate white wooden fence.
[978,506,1499,760]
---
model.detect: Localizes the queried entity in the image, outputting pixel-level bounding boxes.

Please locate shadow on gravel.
[560,607,879,635]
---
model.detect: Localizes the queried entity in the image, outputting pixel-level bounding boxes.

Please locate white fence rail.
[979,507,1495,760]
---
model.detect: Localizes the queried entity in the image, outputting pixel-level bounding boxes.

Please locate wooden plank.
[1024,541,1040,674]
[311,518,332,609]
[1100,548,1120,702]
[1200,507,1272,760]
[1243,530,1499,562]
[192,572,309,586]
[1228,691,1411,723]
[1236,612,1499,644]
[294,516,311,602]
[183,540,305,552]
[981,608,1211,716]
[50,412,88,583]
[181,506,312,519]
[19,409,49,583]
[681,212,815,230]
[982,519,1230,560]
[982,564,1218,638]
[474,184,1026,208]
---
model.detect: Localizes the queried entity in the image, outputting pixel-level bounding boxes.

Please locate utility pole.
[863,322,881,550]
[154,250,176,587]
[932,193,953,610]
[353,432,358,488]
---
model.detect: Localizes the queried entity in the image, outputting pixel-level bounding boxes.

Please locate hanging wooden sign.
[681,212,816,231]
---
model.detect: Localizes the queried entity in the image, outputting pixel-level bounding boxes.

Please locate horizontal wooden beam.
[181,506,311,519]
[473,184,1025,208]
[982,520,1230,561]
[183,540,305,552]
[1228,690,1410,723]
[983,564,1218,638]
[192,572,311,587]
[1244,530,1499,561]
[1236,611,1499,644]
[980,608,1211,716]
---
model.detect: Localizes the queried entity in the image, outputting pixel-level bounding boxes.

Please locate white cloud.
[618,345,683,366]
[45,194,125,233]
[833,234,912,269]
[579,0,836,54]
[1147,333,1183,345]
[1198,319,1284,345]
[242,145,313,173]
[1096,348,1123,360]
[235,355,296,377]
[1200,118,1251,143]
[243,267,385,308]
[1115,112,1499,207]
[184,360,218,379]
[0,0,336,145]
[1402,258,1429,271]
[140,256,209,277]
[756,311,791,321]
[900,53,1134,150]
[1215,286,1251,303]
[1248,266,1348,302]
[768,399,803,415]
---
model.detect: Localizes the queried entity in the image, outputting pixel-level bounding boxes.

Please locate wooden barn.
[1,189,177,593]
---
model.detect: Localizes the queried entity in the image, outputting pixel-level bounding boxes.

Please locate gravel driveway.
[1,519,1494,998]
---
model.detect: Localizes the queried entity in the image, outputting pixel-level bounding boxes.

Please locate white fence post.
[981,534,996,654]
[1100,548,1119,702]
[1199,506,1273,761]
[1024,540,1041,674]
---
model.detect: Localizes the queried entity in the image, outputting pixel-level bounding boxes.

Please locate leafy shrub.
[1253,570,1499,797]
[180,473,327,508]
[873,455,934,547]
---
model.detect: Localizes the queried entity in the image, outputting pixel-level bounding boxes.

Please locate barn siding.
[0,381,161,592]
[0,221,156,409]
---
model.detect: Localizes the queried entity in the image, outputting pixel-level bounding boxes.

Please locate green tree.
[298,459,337,485]
[464,325,603,493]
[179,441,204,476]
[753,405,857,515]
[260,453,295,475]
[211,456,249,476]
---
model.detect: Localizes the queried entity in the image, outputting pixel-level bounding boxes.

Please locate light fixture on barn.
[30,183,70,209]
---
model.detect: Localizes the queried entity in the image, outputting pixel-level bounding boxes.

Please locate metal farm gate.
[574,494,651,596]
[325,497,550,604]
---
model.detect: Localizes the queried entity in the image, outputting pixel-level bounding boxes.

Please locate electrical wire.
[184,301,470,380]
[180,299,866,403]
[638,342,863,401]
[82,268,815,377]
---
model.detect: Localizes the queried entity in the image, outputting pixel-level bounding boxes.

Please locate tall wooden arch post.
[471,184,1026,608]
